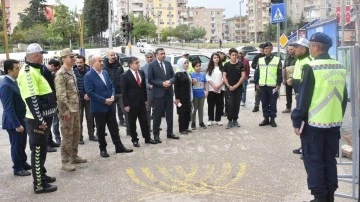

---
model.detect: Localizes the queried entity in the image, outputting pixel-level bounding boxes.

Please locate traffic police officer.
[290,38,312,155]
[291,32,348,202]
[18,43,57,194]
[254,42,282,127]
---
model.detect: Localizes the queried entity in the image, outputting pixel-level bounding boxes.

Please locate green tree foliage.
[264,22,277,41]
[173,24,190,41]
[131,16,157,39]
[0,4,3,32]
[161,27,176,41]
[190,27,207,40]
[46,2,78,46]
[83,0,108,37]
[18,0,49,29]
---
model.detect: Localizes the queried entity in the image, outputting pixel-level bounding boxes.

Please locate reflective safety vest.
[307,59,347,128]
[293,56,312,80]
[258,56,280,87]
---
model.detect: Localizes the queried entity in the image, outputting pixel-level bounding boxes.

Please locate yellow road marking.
[213,162,232,184]
[175,164,198,182]
[125,168,163,192]
[223,162,247,187]
[198,164,215,183]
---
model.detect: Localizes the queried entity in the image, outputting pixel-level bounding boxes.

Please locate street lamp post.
[239,0,244,43]
[1,0,9,59]
[79,12,85,56]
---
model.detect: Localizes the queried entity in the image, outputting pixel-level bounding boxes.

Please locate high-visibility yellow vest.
[307,59,347,128]
[293,56,312,80]
[258,56,280,87]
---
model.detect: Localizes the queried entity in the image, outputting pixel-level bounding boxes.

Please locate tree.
[174,24,190,41]
[264,23,277,41]
[130,16,157,40]
[190,27,207,40]
[83,0,108,37]
[46,2,78,46]
[161,27,176,41]
[18,0,49,29]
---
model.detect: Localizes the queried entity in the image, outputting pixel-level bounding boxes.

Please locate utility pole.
[127,0,132,56]
[284,0,287,35]
[239,0,244,43]
[254,0,258,45]
[340,0,345,46]
[1,0,9,59]
[79,12,85,56]
[108,0,113,49]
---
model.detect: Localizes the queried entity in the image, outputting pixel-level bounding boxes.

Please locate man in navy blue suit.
[148,48,180,143]
[84,54,133,158]
[0,59,31,176]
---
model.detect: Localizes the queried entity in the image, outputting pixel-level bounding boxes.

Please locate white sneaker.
[216,121,223,126]
[207,121,213,126]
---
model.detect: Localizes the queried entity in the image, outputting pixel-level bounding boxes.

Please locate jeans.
[242,79,248,103]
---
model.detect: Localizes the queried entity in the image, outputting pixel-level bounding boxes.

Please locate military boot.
[71,156,87,164]
[62,163,76,171]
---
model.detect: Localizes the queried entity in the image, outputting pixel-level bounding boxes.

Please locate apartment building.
[301,0,351,22]
[223,16,248,42]
[188,7,224,41]
[247,0,271,41]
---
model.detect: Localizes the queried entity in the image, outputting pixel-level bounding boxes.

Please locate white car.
[140,44,153,54]
[165,53,210,72]
[137,39,148,47]
[245,49,286,82]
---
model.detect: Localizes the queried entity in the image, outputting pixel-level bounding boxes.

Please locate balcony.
[177,0,188,4]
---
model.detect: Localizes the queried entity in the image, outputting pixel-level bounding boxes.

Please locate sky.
[55,0,246,18]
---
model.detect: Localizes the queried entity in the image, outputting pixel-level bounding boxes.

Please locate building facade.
[247,0,271,42]
[223,16,248,42]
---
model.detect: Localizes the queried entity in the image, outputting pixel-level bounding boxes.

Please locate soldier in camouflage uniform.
[55,48,87,172]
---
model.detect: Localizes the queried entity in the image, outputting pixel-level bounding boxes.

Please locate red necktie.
[135,71,141,87]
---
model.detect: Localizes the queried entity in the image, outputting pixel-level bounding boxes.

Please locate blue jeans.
[242,79,249,103]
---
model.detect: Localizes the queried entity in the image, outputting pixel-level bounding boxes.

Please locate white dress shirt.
[130,69,141,83]
[157,59,166,74]
[95,69,106,85]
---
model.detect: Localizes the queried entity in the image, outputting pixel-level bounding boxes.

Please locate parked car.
[245,49,286,82]
[140,44,153,53]
[236,46,257,54]
[136,39,148,47]
[165,53,210,72]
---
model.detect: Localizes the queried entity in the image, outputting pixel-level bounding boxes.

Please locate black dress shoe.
[14,170,31,176]
[167,134,180,139]
[186,129,192,133]
[293,147,302,154]
[154,136,162,143]
[133,142,140,147]
[42,174,56,183]
[145,139,157,144]
[34,183,57,194]
[89,136,98,141]
[180,131,188,135]
[79,140,85,145]
[47,146,57,152]
[252,106,259,112]
[159,128,163,131]
[270,118,277,127]
[49,141,60,148]
[23,162,32,171]
[100,150,110,158]
[116,145,133,153]
[259,118,270,126]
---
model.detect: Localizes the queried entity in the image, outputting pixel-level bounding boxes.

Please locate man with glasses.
[148,48,180,143]
[140,51,155,132]
[84,55,133,157]
[55,48,87,172]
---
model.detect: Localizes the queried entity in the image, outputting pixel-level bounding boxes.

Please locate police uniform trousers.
[26,117,52,187]
[301,124,340,197]
[59,111,81,163]
[260,86,278,118]
[7,119,27,172]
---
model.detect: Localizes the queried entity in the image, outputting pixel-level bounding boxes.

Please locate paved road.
[0,46,355,201]
[0,87,354,201]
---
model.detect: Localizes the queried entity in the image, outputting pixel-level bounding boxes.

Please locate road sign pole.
[277,23,280,57]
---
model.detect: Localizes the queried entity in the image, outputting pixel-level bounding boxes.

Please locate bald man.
[84,55,133,157]
[103,50,129,133]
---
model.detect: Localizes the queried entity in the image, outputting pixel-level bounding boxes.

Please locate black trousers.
[301,124,340,197]
[128,103,151,143]
[207,91,224,122]
[255,86,261,107]
[260,86,278,118]
[285,83,293,109]
[153,92,174,136]
[93,107,122,151]
[26,117,52,188]
[177,105,191,132]
[226,87,242,121]
[7,119,27,172]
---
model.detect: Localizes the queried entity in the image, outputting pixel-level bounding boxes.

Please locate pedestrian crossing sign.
[271,3,286,23]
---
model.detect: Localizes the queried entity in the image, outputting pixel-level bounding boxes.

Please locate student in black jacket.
[174,58,193,135]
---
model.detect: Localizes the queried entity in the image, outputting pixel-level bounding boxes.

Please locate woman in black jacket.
[174,58,192,135]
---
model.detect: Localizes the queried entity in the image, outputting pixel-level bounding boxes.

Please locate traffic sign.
[271,3,286,23]
[279,34,288,48]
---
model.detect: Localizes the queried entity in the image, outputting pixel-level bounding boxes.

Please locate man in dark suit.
[0,59,31,176]
[148,48,180,143]
[84,54,133,157]
[121,57,157,147]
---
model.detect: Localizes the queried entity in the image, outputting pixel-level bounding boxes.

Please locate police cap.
[309,32,333,47]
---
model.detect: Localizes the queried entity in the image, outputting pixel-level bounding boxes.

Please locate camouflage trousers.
[60,112,80,163]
